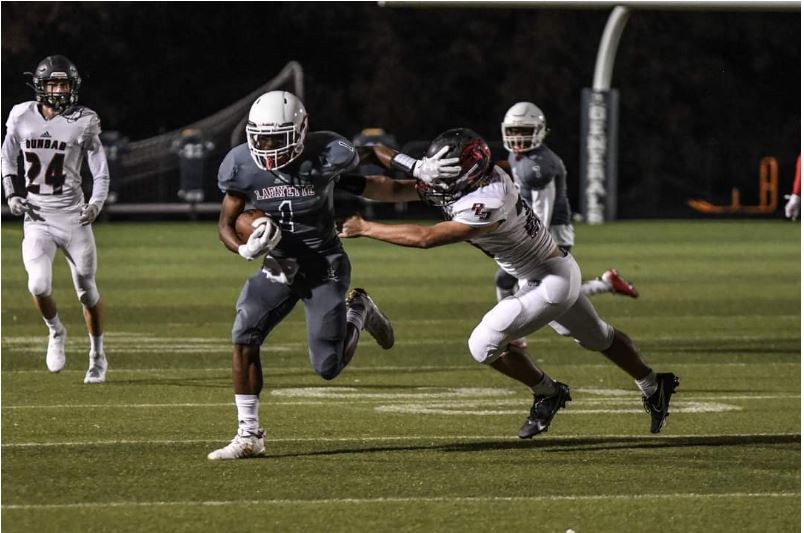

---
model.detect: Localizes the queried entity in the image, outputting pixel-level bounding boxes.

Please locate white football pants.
[469,252,614,363]
[22,211,100,308]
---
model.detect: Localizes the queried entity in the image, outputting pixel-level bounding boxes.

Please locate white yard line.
[2,392,798,410]
[3,492,799,510]
[2,361,800,374]
[2,432,799,448]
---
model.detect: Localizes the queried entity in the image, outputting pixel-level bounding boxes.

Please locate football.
[235,208,269,243]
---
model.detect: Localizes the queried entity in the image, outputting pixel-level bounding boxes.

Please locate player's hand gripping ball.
[235,208,269,243]
[236,209,282,261]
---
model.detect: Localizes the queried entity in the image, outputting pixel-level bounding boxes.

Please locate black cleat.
[346,288,394,349]
[518,382,571,439]
[643,372,680,433]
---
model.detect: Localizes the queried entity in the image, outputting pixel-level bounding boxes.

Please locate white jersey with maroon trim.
[445,166,556,280]
[1,102,107,213]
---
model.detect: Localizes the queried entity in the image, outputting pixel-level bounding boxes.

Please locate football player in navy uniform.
[1,55,110,384]
[498,103,639,343]
[208,91,395,460]
[339,129,678,438]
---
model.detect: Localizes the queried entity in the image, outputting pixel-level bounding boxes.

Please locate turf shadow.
[260,433,801,459]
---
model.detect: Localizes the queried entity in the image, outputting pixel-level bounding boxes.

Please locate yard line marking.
[3,492,799,510]
[3,361,800,374]
[270,387,514,399]
[3,432,799,448]
[374,401,741,415]
[2,391,798,409]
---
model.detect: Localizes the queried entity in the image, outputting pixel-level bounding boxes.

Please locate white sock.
[235,394,260,433]
[530,373,558,397]
[90,334,104,354]
[43,314,64,334]
[636,370,658,397]
[346,307,366,331]
[581,278,611,297]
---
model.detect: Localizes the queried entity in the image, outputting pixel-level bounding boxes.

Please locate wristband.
[3,175,19,200]
[390,153,418,176]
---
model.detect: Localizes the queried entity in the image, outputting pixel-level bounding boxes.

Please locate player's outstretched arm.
[362,175,420,203]
[339,214,498,248]
[370,144,460,183]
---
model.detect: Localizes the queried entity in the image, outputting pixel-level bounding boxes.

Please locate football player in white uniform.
[340,128,679,437]
[498,102,639,349]
[1,55,110,383]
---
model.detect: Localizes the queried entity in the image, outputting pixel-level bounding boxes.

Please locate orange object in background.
[687,157,778,215]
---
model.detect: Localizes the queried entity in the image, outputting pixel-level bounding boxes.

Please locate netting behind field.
[111,61,304,202]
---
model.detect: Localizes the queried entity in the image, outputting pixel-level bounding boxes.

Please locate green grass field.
[1,219,800,532]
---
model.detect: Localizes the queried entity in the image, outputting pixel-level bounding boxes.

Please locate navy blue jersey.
[218,131,359,257]
[507,144,572,226]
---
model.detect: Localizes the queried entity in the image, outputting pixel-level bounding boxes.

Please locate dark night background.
[1,2,800,218]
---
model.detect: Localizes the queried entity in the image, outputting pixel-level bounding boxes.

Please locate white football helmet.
[501,102,547,153]
[246,91,308,170]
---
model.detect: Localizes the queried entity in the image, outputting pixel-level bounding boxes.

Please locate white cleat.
[46,327,67,373]
[207,428,266,460]
[84,351,108,384]
[346,288,394,349]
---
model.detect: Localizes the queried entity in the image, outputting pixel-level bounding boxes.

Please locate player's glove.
[784,194,800,221]
[238,217,282,260]
[413,146,461,184]
[79,202,103,226]
[7,196,27,216]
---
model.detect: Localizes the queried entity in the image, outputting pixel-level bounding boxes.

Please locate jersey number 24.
[24,151,66,195]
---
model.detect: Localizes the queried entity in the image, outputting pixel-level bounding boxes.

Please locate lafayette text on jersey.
[1,102,109,212]
[218,131,359,258]
[508,144,571,227]
[446,166,556,280]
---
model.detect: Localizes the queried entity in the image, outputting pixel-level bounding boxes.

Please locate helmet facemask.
[502,124,544,153]
[246,118,308,171]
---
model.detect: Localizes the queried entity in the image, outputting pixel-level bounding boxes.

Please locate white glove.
[79,202,102,225]
[784,194,800,221]
[7,196,27,216]
[238,217,281,260]
[412,146,461,184]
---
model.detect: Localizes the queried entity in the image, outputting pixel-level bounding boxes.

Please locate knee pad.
[27,275,51,298]
[494,270,518,291]
[468,297,523,364]
[76,278,100,308]
[24,254,52,298]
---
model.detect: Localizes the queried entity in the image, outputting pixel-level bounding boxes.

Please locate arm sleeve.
[79,113,109,206]
[794,155,801,196]
[1,113,21,198]
[86,135,110,206]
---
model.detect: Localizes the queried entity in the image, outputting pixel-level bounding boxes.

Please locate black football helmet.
[26,55,81,112]
[416,128,493,206]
